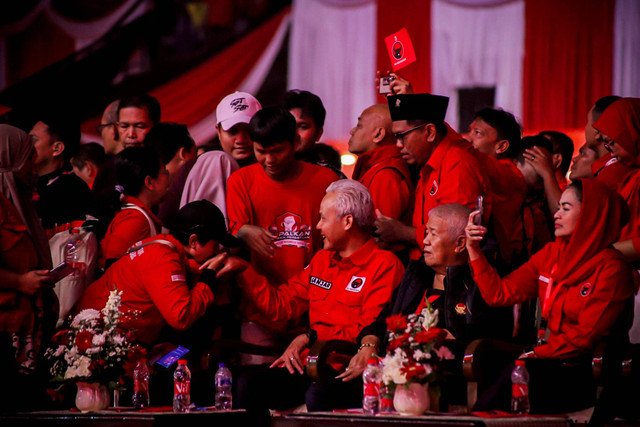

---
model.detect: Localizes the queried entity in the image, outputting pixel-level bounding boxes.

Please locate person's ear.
[495,139,510,156]
[372,127,385,145]
[52,141,65,158]
[188,233,198,249]
[315,126,324,143]
[455,234,467,253]
[425,124,438,143]
[551,153,563,169]
[86,161,99,180]
[343,214,354,231]
[144,175,155,191]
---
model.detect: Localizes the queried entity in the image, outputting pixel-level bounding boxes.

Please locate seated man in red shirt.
[232,179,405,413]
[74,200,239,350]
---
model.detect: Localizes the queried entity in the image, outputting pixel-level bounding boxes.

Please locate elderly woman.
[465,178,635,414]
[0,124,57,411]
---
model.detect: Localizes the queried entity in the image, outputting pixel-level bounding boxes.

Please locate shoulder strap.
[126,238,177,254]
[122,203,157,237]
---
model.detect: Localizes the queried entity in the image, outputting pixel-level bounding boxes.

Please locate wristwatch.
[305,328,318,346]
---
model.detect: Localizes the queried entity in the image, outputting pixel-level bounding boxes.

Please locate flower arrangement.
[380,303,454,390]
[45,289,145,396]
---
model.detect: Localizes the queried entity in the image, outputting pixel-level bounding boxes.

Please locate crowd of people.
[1,73,639,424]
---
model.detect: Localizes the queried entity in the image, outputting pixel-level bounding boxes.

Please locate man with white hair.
[233,179,405,413]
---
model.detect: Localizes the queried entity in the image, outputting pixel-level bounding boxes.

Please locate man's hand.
[270,334,310,375]
[336,346,377,382]
[524,146,555,180]
[389,72,413,95]
[374,209,415,244]
[18,270,53,295]
[199,252,249,278]
[236,224,277,258]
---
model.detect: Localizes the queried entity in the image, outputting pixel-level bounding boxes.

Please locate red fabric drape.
[522,0,614,131]
[376,0,431,102]
[151,7,289,126]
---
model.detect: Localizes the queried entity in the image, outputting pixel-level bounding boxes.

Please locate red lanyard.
[541,265,562,321]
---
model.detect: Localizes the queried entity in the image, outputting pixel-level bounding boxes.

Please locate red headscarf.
[549,178,629,286]
[593,98,640,166]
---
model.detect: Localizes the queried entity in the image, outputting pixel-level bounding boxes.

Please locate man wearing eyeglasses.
[97,100,122,156]
[374,93,491,261]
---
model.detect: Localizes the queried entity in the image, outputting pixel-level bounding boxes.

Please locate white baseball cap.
[216,92,262,131]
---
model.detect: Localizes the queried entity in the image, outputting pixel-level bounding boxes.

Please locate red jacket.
[237,238,405,342]
[471,179,634,358]
[413,125,491,255]
[76,234,214,346]
[352,145,413,223]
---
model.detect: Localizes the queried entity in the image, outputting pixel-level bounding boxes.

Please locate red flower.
[90,359,106,372]
[401,362,427,380]
[415,327,447,344]
[52,329,71,346]
[75,330,94,352]
[386,314,408,332]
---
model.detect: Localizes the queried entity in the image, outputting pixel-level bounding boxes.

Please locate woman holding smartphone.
[465,178,635,414]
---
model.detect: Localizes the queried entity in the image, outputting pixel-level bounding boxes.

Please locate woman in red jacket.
[98,146,169,270]
[465,178,635,414]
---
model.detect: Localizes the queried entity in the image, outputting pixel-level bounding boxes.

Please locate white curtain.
[288,0,377,141]
[431,0,524,132]
[614,0,640,97]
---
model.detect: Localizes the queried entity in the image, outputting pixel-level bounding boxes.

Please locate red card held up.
[384,28,417,72]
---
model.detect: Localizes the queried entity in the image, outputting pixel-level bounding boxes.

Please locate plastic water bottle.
[511,360,530,414]
[133,358,150,409]
[64,230,86,278]
[214,363,233,410]
[379,383,394,413]
[173,359,191,413]
[362,358,381,414]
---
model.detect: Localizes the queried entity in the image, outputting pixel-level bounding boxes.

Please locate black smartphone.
[154,345,190,369]
[47,262,74,282]
[474,195,484,226]
[379,75,395,94]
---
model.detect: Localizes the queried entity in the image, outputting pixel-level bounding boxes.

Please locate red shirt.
[238,238,404,342]
[413,126,491,255]
[482,155,527,264]
[100,196,161,266]
[352,145,413,223]
[226,160,337,285]
[76,234,214,346]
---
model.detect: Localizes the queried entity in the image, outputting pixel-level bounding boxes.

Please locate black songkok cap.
[387,93,449,123]
[172,200,239,248]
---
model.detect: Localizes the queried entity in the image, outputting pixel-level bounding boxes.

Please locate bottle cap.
[219,362,226,368]
[367,358,378,364]
[178,359,187,364]
[515,360,525,366]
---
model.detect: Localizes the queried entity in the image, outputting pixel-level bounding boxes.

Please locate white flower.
[113,334,125,345]
[421,307,439,330]
[53,345,66,357]
[71,309,101,328]
[92,333,106,346]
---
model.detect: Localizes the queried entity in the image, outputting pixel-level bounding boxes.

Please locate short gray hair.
[326,179,374,229]
[428,203,471,241]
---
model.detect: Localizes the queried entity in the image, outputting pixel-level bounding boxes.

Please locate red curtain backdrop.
[376,0,431,103]
[523,0,614,132]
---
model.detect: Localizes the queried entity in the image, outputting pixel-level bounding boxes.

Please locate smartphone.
[474,195,484,226]
[154,345,190,369]
[47,262,74,282]
[379,76,395,94]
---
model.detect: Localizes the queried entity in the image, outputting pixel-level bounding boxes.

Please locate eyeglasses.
[96,123,115,134]
[393,123,427,144]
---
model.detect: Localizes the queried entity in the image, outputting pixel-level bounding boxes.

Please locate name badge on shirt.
[171,274,186,282]
[346,276,366,293]
[539,275,551,283]
[310,276,332,290]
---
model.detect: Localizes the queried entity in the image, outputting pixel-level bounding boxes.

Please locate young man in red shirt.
[226,106,338,360]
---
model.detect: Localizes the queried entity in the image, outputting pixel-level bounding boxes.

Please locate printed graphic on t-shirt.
[269,212,311,249]
[346,276,366,293]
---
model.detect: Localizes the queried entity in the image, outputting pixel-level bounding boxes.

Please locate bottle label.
[134,379,149,392]
[512,384,528,398]
[174,380,190,395]
[364,383,379,397]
